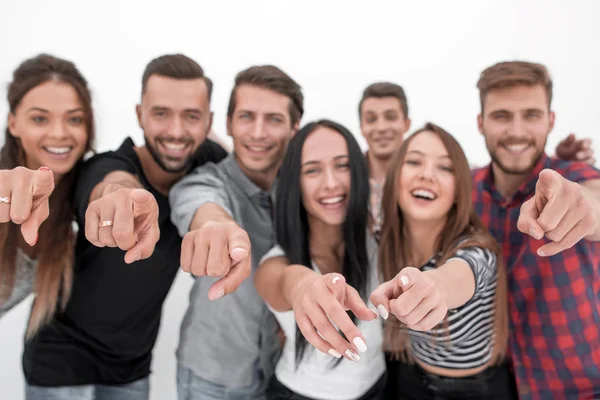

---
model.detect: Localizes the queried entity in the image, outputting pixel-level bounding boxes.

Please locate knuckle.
[10,212,28,224]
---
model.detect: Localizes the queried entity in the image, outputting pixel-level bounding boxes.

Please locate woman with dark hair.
[371,123,516,399]
[0,54,95,338]
[255,119,386,400]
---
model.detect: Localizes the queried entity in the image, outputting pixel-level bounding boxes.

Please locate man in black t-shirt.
[23,54,227,400]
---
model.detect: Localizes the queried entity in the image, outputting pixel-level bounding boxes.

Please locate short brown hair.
[359,82,409,119]
[227,65,303,126]
[477,61,552,111]
[141,53,213,101]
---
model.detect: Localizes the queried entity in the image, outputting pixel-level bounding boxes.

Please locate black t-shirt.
[23,137,227,386]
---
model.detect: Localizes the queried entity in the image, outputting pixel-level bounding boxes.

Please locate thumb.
[32,167,55,198]
[130,189,156,216]
[396,267,421,292]
[227,230,250,262]
[517,198,544,239]
[344,285,378,321]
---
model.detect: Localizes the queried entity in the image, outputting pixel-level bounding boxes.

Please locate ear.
[135,104,143,129]
[226,117,233,138]
[477,114,484,135]
[404,118,412,132]
[7,112,18,138]
[548,111,556,134]
[291,121,300,135]
[206,111,214,135]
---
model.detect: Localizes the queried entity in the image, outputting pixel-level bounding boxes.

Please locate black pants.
[385,357,519,400]
[266,372,387,400]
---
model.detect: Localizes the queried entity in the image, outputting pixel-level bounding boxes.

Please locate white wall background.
[1,1,599,399]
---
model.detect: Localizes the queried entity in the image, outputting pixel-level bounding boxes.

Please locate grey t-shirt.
[0,248,36,319]
[170,153,279,390]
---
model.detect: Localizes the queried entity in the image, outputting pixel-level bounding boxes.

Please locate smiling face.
[478,84,554,175]
[397,130,456,225]
[137,75,212,173]
[360,96,411,160]
[8,80,88,177]
[300,126,352,227]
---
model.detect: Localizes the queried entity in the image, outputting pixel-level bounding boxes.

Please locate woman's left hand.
[370,267,448,331]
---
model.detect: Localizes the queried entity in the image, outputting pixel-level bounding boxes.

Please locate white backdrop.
[1,1,599,399]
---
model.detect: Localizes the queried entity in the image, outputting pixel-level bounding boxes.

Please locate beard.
[487,137,546,175]
[144,135,195,173]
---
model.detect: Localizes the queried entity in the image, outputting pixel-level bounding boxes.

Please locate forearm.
[89,171,142,204]
[423,259,476,309]
[255,257,293,312]
[189,202,235,231]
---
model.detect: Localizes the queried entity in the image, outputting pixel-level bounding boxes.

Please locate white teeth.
[248,146,269,152]
[505,144,528,153]
[44,146,72,154]
[162,142,186,150]
[411,189,436,200]
[320,196,344,204]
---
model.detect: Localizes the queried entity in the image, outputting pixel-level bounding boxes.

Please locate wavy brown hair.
[378,122,508,365]
[0,54,95,338]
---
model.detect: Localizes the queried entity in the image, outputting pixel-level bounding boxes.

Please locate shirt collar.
[482,153,551,205]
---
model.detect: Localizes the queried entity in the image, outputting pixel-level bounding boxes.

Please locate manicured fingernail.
[345,349,360,361]
[370,309,380,319]
[332,276,341,284]
[400,276,409,287]
[38,166,51,172]
[353,337,368,353]
[230,248,247,259]
[328,349,342,358]
[377,304,389,320]
[209,288,225,301]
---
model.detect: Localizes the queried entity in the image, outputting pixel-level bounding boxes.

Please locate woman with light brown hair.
[0,54,95,337]
[370,122,516,399]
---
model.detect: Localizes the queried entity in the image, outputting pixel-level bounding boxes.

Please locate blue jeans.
[177,364,264,400]
[26,377,149,400]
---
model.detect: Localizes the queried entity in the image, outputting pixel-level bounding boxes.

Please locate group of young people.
[0,53,599,400]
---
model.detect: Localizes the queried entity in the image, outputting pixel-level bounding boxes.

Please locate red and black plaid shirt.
[472,154,600,400]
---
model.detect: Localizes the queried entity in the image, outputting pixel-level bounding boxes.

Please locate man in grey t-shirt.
[170,65,303,400]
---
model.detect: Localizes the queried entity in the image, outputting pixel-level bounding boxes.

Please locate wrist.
[283,265,318,307]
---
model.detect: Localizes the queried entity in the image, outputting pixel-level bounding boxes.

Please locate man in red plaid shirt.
[472,61,600,399]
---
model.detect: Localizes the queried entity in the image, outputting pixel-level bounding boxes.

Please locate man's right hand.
[180,221,252,300]
[0,166,55,246]
[85,188,160,264]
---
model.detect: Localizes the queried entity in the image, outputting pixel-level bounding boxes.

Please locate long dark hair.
[0,54,95,338]
[378,122,508,364]
[274,119,370,367]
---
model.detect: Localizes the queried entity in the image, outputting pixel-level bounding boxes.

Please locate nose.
[418,161,436,182]
[168,116,185,139]
[375,117,387,133]
[49,120,69,140]
[323,167,340,190]
[508,116,527,138]
[249,117,267,140]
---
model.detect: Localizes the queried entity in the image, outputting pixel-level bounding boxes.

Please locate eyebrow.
[407,150,450,159]
[302,155,349,166]
[27,107,84,114]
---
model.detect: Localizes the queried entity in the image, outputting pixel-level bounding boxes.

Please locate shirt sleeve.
[0,252,35,319]
[259,245,287,266]
[74,152,138,225]
[447,246,497,296]
[169,163,233,237]
[559,161,600,184]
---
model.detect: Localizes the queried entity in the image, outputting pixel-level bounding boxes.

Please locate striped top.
[408,246,497,369]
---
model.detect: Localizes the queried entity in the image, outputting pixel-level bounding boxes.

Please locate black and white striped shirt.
[408,246,497,369]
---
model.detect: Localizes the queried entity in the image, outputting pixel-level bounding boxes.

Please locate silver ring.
[99,220,113,227]
[0,196,10,204]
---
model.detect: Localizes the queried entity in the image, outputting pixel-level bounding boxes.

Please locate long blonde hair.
[0,54,95,338]
[378,122,508,365]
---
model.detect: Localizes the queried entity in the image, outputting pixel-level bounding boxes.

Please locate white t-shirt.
[260,237,385,400]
